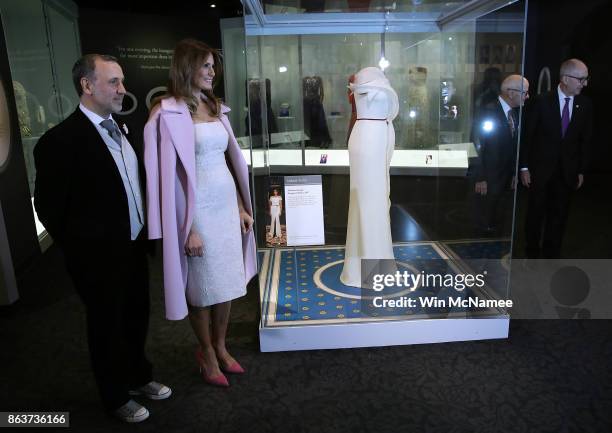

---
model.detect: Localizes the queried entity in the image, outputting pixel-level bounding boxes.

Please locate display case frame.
[222,0,528,351]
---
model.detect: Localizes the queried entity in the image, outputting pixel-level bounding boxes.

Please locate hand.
[576,174,584,190]
[475,181,488,196]
[510,176,518,190]
[239,210,254,234]
[185,231,203,257]
[520,170,531,188]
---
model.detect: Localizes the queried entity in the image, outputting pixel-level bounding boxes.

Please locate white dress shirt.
[498,96,514,132]
[498,96,512,121]
[79,104,144,240]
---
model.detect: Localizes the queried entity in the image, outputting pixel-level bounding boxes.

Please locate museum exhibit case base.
[258,240,511,352]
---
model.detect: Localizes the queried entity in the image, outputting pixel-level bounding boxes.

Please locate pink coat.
[144,97,257,320]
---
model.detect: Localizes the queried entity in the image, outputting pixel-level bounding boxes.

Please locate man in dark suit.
[519,59,593,258]
[473,74,529,236]
[34,54,170,423]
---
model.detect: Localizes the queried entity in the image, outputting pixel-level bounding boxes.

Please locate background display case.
[0,0,81,244]
[222,0,528,351]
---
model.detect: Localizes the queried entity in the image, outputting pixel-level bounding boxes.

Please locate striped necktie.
[100,119,122,146]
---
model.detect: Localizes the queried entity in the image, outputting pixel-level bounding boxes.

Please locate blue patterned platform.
[442,239,511,261]
[440,239,511,298]
[260,242,504,328]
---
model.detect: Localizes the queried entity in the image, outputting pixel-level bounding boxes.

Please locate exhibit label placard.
[284,175,325,246]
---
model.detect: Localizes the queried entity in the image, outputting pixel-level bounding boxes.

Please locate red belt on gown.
[356,118,388,123]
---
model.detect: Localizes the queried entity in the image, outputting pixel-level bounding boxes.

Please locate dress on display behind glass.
[302,76,332,148]
[340,67,399,288]
[245,78,277,148]
[187,121,246,307]
[406,66,431,148]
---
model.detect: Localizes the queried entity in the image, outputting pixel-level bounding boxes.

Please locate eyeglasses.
[508,88,529,95]
[564,74,589,84]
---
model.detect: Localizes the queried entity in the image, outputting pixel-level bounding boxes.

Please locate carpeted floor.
[1,244,611,433]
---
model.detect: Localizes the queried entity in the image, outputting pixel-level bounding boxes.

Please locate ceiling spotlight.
[279,66,288,73]
[210,3,216,8]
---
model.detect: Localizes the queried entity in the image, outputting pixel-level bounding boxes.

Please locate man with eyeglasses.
[472,74,529,236]
[519,58,593,259]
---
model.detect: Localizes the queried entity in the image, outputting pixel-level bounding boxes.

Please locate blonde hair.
[155,38,223,116]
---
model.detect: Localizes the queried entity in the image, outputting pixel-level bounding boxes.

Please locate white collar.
[79,103,115,127]
[557,85,573,101]
[498,96,512,116]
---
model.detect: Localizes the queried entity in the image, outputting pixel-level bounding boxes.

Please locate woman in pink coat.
[144,39,257,387]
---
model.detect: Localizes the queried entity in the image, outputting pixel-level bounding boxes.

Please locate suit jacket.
[33,108,145,245]
[520,90,593,187]
[472,100,518,194]
[143,97,257,321]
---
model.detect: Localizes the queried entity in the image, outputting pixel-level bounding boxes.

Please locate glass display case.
[0,0,81,241]
[222,0,528,351]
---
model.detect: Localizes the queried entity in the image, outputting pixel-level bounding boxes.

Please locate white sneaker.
[114,399,149,423]
[129,381,172,400]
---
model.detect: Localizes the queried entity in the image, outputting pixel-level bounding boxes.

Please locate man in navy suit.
[519,59,593,258]
[472,74,529,235]
[34,54,170,422]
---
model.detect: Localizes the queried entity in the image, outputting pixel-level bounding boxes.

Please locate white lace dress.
[186,121,246,307]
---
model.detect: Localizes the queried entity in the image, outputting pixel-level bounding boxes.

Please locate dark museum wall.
[524,0,612,173]
[77,7,235,150]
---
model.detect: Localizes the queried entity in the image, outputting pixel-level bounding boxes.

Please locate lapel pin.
[122,124,129,134]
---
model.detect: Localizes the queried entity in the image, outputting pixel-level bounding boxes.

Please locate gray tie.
[507,109,515,137]
[100,119,122,146]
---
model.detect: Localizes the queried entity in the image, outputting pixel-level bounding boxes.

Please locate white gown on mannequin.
[340,67,399,288]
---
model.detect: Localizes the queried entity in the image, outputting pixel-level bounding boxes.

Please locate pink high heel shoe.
[195,348,229,387]
[220,360,245,375]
